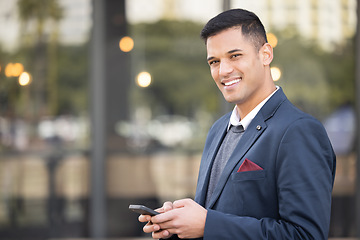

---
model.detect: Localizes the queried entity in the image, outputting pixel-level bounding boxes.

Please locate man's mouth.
[223,77,241,86]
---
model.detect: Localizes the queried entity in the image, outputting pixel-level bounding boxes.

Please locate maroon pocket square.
[237,158,263,172]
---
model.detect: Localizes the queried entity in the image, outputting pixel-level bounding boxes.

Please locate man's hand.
[139,201,174,239]
[151,198,207,239]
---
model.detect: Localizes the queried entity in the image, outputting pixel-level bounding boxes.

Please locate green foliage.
[56,44,89,115]
[130,20,219,117]
[271,30,355,120]
[18,0,63,22]
[1,18,355,121]
[131,21,355,120]
[321,40,355,108]
[0,43,89,117]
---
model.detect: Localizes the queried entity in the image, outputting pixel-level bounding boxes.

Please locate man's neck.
[236,85,277,119]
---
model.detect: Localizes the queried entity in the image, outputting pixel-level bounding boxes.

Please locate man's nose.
[219,60,233,76]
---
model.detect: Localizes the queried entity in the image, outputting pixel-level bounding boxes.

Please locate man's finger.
[152,229,172,239]
[143,222,160,233]
[138,214,151,222]
[163,201,173,211]
[173,198,191,208]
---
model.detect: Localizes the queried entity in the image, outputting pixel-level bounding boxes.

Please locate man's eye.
[209,60,219,66]
[231,54,241,59]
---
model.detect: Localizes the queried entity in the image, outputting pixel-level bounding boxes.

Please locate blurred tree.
[131,21,355,120]
[0,48,13,115]
[17,0,63,117]
[271,29,355,120]
[130,20,219,117]
[322,40,355,109]
[56,44,89,115]
[1,42,89,118]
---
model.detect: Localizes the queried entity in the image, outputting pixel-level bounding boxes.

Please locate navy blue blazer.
[192,88,336,239]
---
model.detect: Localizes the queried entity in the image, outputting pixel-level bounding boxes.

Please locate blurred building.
[127,0,356,49]
[0,0,356,51]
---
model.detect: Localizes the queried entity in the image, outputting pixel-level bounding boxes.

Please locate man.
[139,8,336,239]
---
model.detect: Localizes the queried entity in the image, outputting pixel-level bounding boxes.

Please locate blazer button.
[256,125,262,130]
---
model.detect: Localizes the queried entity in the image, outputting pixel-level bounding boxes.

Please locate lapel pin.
[256,125,262,130]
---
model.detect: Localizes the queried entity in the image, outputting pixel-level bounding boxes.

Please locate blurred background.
[0,0,358,239]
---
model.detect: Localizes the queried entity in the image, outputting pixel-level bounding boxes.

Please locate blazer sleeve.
[203,117,336,240]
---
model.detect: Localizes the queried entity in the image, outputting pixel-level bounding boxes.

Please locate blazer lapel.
[207,115,267,208]
[195,118,228,205]
[197,88,288,208]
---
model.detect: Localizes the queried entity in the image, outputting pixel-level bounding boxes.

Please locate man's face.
[206,27,272,114]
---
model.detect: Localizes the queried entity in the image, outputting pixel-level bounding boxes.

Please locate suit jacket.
[192,88,336,239]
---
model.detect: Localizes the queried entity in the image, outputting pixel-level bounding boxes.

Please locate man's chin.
[223,96,239,104]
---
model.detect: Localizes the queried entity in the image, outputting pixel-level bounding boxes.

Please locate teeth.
[224,79,241,86]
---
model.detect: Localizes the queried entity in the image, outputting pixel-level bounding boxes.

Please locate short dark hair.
[200,9,268,50]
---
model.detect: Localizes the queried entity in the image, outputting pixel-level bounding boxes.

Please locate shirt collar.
[228,86,279,131]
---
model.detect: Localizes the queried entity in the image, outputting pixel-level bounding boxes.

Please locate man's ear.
[261,43,273,66]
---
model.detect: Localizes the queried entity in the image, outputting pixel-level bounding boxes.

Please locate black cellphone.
[129,204,160,216]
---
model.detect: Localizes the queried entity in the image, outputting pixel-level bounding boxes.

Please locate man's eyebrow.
[228,49,243,54]
[207,56,215,62]
[207,49,244,61]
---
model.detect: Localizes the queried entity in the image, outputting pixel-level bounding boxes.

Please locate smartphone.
[129,204,160,216]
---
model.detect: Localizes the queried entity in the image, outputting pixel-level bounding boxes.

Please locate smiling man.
[206,22,276,119]
[139,8,336,240]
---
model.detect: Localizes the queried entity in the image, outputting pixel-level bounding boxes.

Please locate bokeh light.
[136,71,152,87]
[119,36,134,52]
[5,63,24,77]
[271,67,281,81]
[18,72,31,86]
[267,33,278,48]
